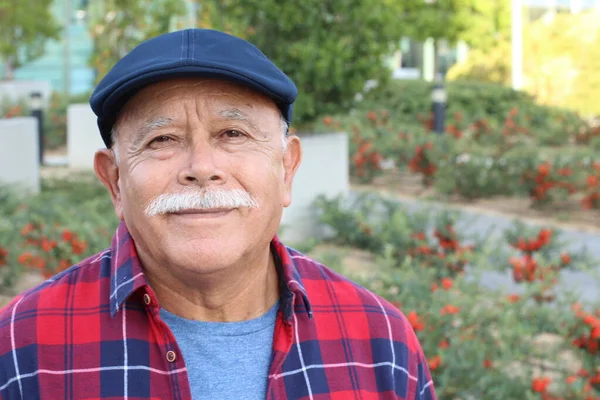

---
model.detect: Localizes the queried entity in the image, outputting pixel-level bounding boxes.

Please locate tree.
[87,0,187,84]
[459,0,511,51]
[403,0,511,74]
[447,10,600,117]
[0,0,60,80]
[189,0,415,126]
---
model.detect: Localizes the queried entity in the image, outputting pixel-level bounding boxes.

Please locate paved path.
[350,190,600,304]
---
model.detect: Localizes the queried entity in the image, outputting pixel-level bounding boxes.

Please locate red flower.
[62,230,74,242]
[507,294,521,303]
[41,237,57,253]
[0,247,7,266]
[531,377,551,393]
[566,376,578,385]
[357,142,372,154]
[21,223,35,236]
[510,257,524,282]
[440,305,460,316]
[483,359,492,369]
[439,339,449,349]
[538,229,552,245]
[411,232,426,241]
[561,253,571,265]
[407,311,425,332]
[441,278,453,290]
[427,355,441,371]
[558,167,572,176]
[430,283,439,293]
[583,314,600,328]
[18,252,34,265]
[71,239,87,255]
[577,369,589,377]
[538,163,551,177]
[58,259,71,271]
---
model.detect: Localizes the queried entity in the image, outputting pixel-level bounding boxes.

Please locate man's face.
[95,78,301,274]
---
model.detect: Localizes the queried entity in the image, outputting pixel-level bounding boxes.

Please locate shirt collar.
[109,221,312,321]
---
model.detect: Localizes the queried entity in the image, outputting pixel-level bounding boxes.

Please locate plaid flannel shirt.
[0,221,436,399]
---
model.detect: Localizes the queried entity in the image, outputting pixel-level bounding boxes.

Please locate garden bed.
[354,169,600,234]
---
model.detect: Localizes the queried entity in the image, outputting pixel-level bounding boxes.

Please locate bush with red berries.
[315,192,599,399]
[0,175,118,291]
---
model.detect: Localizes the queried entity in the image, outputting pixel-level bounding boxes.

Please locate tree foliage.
[85,0,518,123]
[456,0,511,50]
[87,0,187,84]
[447,10,600,117]
[179,0,413,126]
[400,0,510,78]
[403,0,476,44]
[0,0,61,79]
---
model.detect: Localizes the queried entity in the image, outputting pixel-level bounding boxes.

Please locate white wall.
[279,132,349,244]
[0,117,40,193]
[67,104,105,169]
[0,81,52,108]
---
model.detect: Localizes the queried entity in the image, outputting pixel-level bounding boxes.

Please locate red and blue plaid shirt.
[0,222,436,399]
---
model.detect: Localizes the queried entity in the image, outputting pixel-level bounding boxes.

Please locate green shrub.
[0,96,29,118]
[44,91,91,149]
[358,79,586,141]
[0,174,117,288]
[314,192,600,399]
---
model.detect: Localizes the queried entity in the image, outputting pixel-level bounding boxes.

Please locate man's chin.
[167,247,244,275]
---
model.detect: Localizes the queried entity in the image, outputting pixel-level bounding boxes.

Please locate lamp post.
[30,92,44,165]
[431,75,447,134]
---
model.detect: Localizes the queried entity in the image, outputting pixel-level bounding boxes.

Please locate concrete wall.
[279,131,349,244]
[0,81,52,108]
[67,103,104,169]
[0,117,40,193]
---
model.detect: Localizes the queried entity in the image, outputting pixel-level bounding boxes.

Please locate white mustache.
[144,189,259,216]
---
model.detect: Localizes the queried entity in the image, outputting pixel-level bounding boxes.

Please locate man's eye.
[149,135,173,145]
[224,130,244,138]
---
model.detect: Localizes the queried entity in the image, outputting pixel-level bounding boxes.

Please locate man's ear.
[282,135,302,208]
[94,149,124,220]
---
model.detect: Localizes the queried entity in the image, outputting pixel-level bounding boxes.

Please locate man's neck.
[140,246,280,322]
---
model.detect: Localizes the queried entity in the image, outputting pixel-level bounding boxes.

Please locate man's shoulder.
[286,246,415,339]
[0,249,112,332]
[286,246,434,398]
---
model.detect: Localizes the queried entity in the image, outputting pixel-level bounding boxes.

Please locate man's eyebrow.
[130,117,175,148]
[218,108,261,132]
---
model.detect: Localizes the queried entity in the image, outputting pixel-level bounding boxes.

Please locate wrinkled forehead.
[114,78,280,131]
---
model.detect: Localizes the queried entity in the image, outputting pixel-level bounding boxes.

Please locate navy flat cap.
[89,29,298,148]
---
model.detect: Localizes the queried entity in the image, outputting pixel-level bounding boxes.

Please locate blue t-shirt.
[160,302,279,400]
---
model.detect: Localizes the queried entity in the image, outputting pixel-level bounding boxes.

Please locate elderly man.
[0,29,436,399]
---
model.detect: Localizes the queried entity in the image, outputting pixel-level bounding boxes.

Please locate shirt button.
[143,294,151,305]
[166,350,177,363]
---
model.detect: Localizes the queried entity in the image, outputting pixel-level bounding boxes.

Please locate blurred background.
[1,1,600,398]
